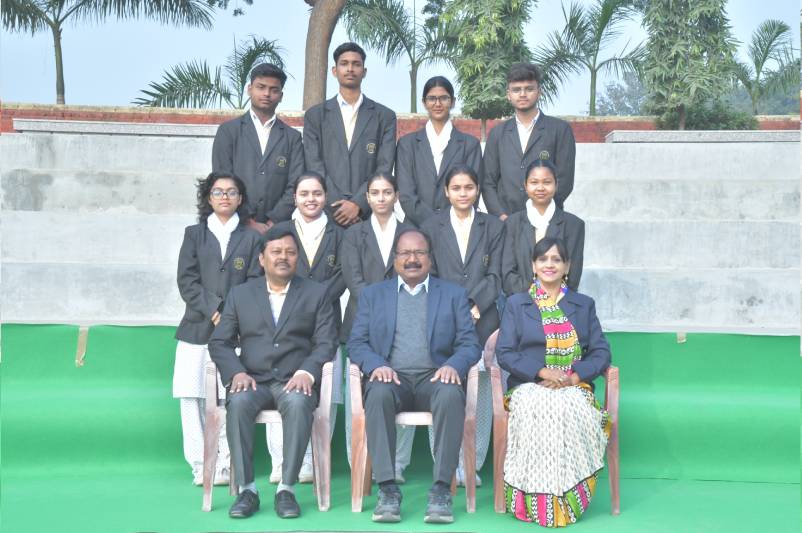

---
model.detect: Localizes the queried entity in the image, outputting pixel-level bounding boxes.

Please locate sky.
[0,0,799,116]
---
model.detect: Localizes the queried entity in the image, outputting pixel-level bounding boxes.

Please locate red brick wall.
[1,102,797,142]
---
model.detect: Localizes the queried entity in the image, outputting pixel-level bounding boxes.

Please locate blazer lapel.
[559,291,581,322]
[290,223,312,272]
[349,98,374,154]
[383,280,399,354]
[274,278,301,335]
[309,223,334,270]
[416,129,439,181]
[522,298,541,322]
[221,225,245,265]
[385,223,405,275]
[261,120,283,164]
[324,97,349,151]
[441,216,463,266]
[463,214,484,265]
[545,208,565,239]
[254,278,277,331]
[524,114,546,158]
[426,278,441,343]
[437,129,462,181]
[504,119,524,160]
[241,113,263,158]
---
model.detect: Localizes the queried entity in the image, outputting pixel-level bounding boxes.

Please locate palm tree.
[341,0,451,113]
[534,0,643,116]
[1,0,213,104]
[734,19,799,114]
[134,37,286,109]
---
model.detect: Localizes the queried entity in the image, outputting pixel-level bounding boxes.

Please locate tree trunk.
[409,64,418,113]
[303,0,346,110]
[51,23,65,105]
[480,118,487,142]
[588,69,597,116]
[678,103,686,130]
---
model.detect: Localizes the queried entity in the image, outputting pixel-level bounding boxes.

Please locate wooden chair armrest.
[464,363,480,420]
[489,364,507,420]
[204,360,220,418]
[348,360,364,417]
[315,361,334,420]
[603,365,619,423]
[482,329,499,370]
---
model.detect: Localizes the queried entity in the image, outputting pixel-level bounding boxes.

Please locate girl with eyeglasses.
[174,172,263,486]
[396,76,483,227]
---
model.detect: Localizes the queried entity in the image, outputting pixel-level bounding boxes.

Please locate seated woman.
[174,172,263,485]
[497,237,611,527]
[501,159,584,294]
[396,75,483,226]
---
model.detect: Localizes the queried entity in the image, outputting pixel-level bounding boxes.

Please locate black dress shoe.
[229,489,260,518]
[275,490,301,518]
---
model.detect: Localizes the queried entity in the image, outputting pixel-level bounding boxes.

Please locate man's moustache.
[404,262,422,269]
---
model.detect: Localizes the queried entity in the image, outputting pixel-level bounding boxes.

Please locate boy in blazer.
[212,63,303,233]
[303,42,397,227]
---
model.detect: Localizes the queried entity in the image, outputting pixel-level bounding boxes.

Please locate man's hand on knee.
[370,366,400,385]
[230,372,257,393]
[430,365,461,386]
[283,371,314,396]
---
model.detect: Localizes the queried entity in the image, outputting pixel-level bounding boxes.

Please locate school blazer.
[396,126,483,226]
[175,222,263,345]
[501,208,585,295]
[339,219,414,343]
[421,211,504,344]
[212,113,303,223]
[208,276,338,387]
[496,290,610,389]
[347,276,481,381]
[482,113,576,215]
[303,96,397,218]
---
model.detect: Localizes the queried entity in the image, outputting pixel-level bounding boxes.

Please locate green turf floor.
[1,324,799,532]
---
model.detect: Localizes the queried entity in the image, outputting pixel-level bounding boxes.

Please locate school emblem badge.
[276,156,287,168]
[539,150,550,160]
[366,142,377,154]
[327,254,336,267]
[233,257,245,270]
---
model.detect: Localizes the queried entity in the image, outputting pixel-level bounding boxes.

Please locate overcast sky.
[0,0,798,116]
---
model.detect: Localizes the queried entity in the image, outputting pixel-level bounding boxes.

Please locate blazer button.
[273,343,279,348]
[463,274,469,278]
[260,171,266,175]
[220,267,225,272]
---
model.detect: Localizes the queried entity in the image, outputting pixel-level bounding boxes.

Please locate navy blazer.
[347,276,481,380]
[208,276,337,387]
[212,113,303,223]
[303,95,397,218]
[497,290,610,390]
[396,126,483,226]
[501,208,585,295]
[175,221,262,344]
[482,113,576,215]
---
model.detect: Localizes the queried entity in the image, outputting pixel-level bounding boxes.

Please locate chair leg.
[311,416,331,511]
[463,420,477,513]
[492,416,508,513]
[201,406,223,512]
[350,411,368,512]
[608,418,620,515]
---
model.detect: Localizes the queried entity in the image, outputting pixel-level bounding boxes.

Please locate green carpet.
[1,324,799,532]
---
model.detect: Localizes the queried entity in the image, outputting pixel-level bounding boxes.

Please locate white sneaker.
[214,466,230,486]
[298,461,314,483]
[269,463,282,483]
[192,470,204,486]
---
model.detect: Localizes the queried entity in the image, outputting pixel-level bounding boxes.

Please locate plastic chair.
[201,360,333,512]
[348,360,480,513]
[484,329,620,515]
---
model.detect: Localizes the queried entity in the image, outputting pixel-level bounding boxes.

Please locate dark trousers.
[226,380,317,486]
[364,369,465,485]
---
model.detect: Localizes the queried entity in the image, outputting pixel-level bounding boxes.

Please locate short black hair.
[293,171,327,194]
[196,172,249,222]
[524,159,557,184]
[444,164,479,188]
[422,75,454,100]
[333,42,366,63]
[507,62,542,85]
[532,237,570,263]
[250,63,287,87]
[367,172,398,192]
[393,228,433,254]
[261,225,299,253]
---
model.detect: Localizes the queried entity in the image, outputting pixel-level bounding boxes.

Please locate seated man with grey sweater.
[348,228,481,524]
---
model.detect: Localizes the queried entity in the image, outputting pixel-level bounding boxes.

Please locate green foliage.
[596,71,646,115]
[725,84,799,116]
[134,36,286,109]
[442,0,534,126]
[655,99,758,130]
[733,19,799,114]
[534,0,644,115]
[642,0,737,127]
[206,0,252,16]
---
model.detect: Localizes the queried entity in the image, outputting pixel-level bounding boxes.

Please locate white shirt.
[250,109,276,154]
[515,110,540,153]
[449,207,474,262]
[265,279,314,383]
[370,214,397,267]
[425,119,453,174]
[207,212,240,260]
[526,199,556,242]
[398,274,430,296]
[337,92,364,148]
[292,210,328,265]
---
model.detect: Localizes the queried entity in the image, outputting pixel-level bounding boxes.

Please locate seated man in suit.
[209,226,337,519]
[348,228,481,524]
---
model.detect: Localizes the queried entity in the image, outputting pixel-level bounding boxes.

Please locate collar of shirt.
[337,92,364,113]
[370,214,398,266]
[449,206,474,229]
[525,199,556,230]
[250,109,277,130]
[291,209,329,238]
[514,110,540,132]
[266,278,291,296]
[207,212,239,237]
[398,274,430,296]
[425,119,453,151]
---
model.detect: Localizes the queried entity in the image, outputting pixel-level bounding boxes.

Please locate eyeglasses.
[395,250,429,259]
[424,95,452,105]
[210,188,240,199]
[508,86,538,95]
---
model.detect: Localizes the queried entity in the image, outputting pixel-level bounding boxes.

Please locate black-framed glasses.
[210,188,240,199]
[424,95,452,105]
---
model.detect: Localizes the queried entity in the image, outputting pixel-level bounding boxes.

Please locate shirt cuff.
[293,369,315,384]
